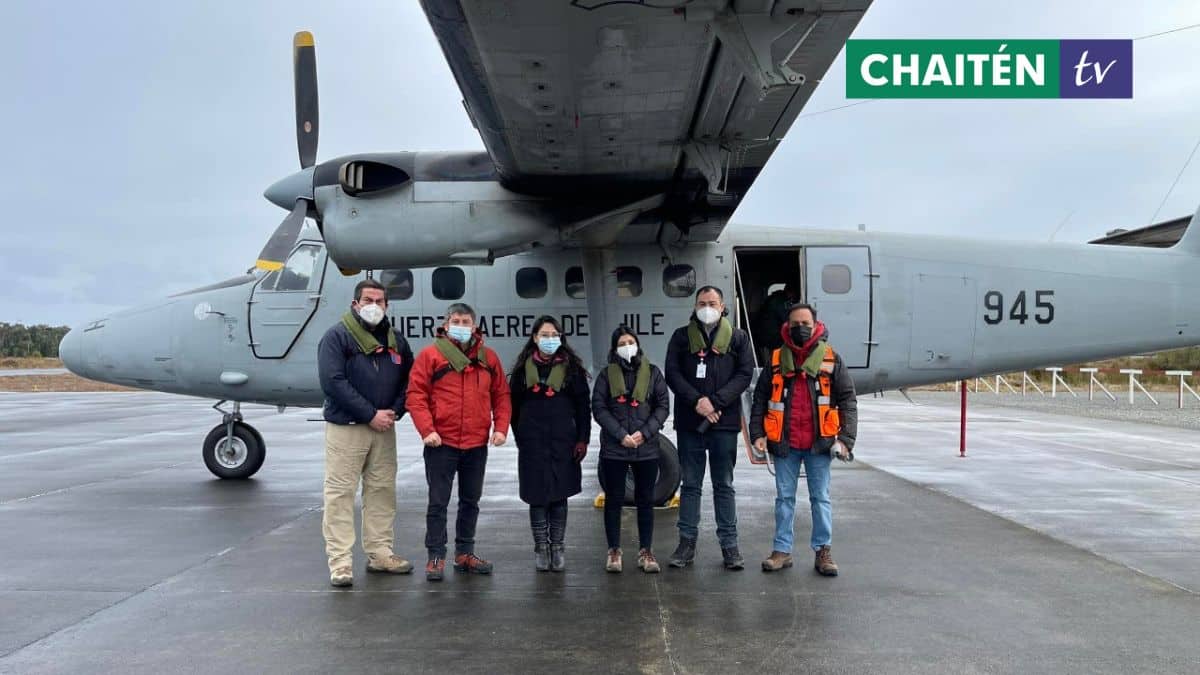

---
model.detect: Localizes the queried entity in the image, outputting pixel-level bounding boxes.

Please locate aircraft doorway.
[249,241,328,358]
[733,249,802,366]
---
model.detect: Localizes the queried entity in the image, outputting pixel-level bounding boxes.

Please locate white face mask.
[617,344,638,362]
[696,306,721,325]
[447,325,473,343]
[357,303,385,327]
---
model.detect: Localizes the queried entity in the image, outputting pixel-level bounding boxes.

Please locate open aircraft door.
[248,240,328,359]
[804,247,872,368]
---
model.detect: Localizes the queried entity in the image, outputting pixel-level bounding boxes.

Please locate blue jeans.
[773,449,832,553]
[676,429,739,548]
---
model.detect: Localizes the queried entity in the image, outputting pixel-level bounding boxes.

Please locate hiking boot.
[534,544,550,572]
[425,557,445,582]
[722,546,745,571]
[668,538,696,568]
[454,552,494,575]
[606,548,623,573]
[761,551,794,572]
[550,544,566,573]
[366,553,413,575]
[637,549,661,574]
[814,545,839,577]
[330,566,353,587]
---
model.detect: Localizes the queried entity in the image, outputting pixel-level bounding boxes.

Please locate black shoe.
[534,544,550,572]
[669,538,696,568]
[550,544,565,572]
[722,546,745,570]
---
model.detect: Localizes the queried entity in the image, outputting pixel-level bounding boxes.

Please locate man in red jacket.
[407,302,511,581]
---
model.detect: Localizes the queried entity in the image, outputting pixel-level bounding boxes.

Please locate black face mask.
[790,324,812,345]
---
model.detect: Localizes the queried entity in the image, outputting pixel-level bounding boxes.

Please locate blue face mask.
[538,337,561,355]
[447,325,473,343]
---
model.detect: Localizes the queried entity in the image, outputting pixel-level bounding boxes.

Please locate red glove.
[573,442,588,462]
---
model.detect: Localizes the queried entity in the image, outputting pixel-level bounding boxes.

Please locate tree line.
[0,323,71,358]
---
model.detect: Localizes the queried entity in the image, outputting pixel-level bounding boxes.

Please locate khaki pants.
[323,422,397,572]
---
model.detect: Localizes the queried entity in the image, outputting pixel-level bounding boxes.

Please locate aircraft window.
[275,244,321,291]
[565,266,586,299]
[381,269,413,301]
[616,266,642,298]
[516,267,547,299]
[432,267,465,300]
[821,264,852,294]
[662,264,696,298]
[258,269,280,291]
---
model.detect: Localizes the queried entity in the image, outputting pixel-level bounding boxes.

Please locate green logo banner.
[846,39,1061,98]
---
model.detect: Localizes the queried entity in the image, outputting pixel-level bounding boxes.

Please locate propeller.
[256,31,321,273]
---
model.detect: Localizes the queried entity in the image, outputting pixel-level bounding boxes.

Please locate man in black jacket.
[664,285,754,570]
[317,279,414,587]
[749,303,857,576]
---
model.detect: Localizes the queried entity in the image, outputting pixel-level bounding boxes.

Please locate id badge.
[695,361,707,379]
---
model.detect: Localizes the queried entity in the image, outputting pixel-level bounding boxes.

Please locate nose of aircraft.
[264,166,316,210]
[59,326,85,378]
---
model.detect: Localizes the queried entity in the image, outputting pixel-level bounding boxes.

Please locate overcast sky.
[3,1,1200,326]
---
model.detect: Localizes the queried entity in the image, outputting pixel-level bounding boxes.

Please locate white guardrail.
[956,368,1200,408]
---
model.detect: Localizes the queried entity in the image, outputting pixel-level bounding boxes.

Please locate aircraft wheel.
[203,422,265,479]
[597,437,682,507]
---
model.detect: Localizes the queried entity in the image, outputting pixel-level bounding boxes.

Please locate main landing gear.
[202,401,266,479]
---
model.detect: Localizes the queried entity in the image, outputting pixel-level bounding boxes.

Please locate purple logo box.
[1059,40,1133,98]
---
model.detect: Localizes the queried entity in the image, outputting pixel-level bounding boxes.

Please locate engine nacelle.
[316,180,560,269]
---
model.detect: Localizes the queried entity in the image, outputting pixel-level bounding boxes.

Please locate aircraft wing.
[421,0,871,242]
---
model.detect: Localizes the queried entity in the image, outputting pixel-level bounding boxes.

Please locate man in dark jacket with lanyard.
[750,302,857,576]
[317,279,414,587]
[664,285,754,570]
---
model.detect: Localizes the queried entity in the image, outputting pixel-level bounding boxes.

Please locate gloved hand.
[573,443,588,462]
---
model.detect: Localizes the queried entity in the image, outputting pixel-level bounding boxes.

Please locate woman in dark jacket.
[509,316,591,572]
[590,325,670,573]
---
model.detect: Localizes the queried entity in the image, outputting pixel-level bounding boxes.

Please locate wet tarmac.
[0,392,1197,674]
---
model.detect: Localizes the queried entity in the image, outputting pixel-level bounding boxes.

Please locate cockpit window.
[275,244,322,291]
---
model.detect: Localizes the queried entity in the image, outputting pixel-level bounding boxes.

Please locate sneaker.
[453,552,494,575]
[330,566,353,587]
[425,557,445,582]
[722,546,745,571]
[367,553,413,575]
[606,548,623,573]
[637,549,661,574]
[761,550,794,572]
[668,538,696,568]
[814,545,839,577]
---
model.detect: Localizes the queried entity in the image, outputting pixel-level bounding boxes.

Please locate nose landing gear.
[202,401,266,479]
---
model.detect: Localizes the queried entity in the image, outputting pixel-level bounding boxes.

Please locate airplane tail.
[1171,205,1200,255]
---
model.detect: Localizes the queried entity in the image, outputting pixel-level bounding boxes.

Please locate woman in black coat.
[509,316,591,572]
[590,325,670,574]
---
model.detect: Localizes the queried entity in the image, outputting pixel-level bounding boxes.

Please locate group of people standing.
[316,278,858,588]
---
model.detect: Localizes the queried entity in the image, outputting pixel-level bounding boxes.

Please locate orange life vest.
[763,344,840,444]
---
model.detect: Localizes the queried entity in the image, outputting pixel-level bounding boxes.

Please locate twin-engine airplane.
[60,0,1200,487]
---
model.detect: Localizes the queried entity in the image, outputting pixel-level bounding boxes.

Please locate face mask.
[617,344,638,362]
[696,306,721,325]
[357,303,384,327]
[537,337,561,355]
[447,325,473,343]
[790,324,812,345]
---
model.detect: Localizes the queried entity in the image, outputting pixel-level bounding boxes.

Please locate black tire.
[202,422,265,479]
[597,437,682,507]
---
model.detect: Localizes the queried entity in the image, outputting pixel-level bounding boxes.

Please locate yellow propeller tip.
[256,259,285,272]
[294,31,314,48]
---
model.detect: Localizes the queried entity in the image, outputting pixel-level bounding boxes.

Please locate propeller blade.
[294,31,319,169]
[256,200,308,271]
